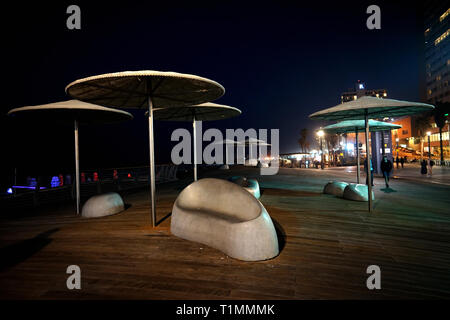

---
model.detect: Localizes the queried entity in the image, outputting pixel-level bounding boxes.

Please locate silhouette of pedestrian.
[396,156,400,169]
[420,159,427,175]
[380,156,393,188]
[400,157,405,168]
[428,159,434,176]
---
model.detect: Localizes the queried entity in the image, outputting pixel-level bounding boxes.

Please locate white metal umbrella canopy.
[310,96,434,212]
[323,120,402,184]
[153,102,241,181]
[7,100,133,214]
[65,71,225,227]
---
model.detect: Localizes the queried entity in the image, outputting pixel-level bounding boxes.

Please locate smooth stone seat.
[323,181,349,197]
[82,192,125,218]
[171,178,279,261]
[343,184,375,202]
[229,176,261,199]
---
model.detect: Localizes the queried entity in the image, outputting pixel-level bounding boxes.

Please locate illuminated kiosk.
[153,103,241,181]
[171,178,278,261]
[322,120,401,184]
[7,100,133,214]
[310,96,434,212]
[229,176,261,199]
[66,71,224,227]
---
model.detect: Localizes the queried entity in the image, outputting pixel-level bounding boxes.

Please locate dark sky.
[1,0,424,186]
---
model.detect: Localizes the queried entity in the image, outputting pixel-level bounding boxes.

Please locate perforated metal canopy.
[7,100,133,124]
[309,96,434,121]
[153,102,241,121]
[65,70,225,109]
[322,120,401,134]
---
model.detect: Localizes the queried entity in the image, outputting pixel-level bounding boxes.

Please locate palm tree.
[415,113,432,161]
[298,128,309,153]
[434,102,450,163]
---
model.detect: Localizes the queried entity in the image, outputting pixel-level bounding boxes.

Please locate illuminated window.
[440,8,450,22]
[437,75,442,81]
[425,27,431,35]
[428,89,432,95]
[353,95,357,100]
[435,29,450,45]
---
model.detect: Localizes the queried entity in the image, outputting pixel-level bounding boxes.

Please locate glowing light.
[12,186,46,190]
[427,131,431,136]
[346,143,353,151]
[317,130,324,137]
[353,95,357,100]
[7,188,13,194]
[51,176,60,188]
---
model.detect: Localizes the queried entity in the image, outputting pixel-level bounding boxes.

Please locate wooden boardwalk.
[1,167,449,299]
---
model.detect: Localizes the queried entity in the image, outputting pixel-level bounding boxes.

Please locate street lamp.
[427,131,431,161]
[317,130,325,169]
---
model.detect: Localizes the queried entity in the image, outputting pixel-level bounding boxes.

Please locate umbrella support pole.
[148,97,156,227]
[364,112,373,212]
[193,117,198,181]
[356,128,360,184]
[74,119,80,215]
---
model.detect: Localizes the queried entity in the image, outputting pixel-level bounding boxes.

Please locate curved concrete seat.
[82,192,125,218]
[229,176,261,199]
[171,178,279,261]
[323,181,349,197]
[343,184,375,202]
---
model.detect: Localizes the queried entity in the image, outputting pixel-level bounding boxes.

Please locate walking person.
[400,157,405,168]
[380,155,393,188]
[396,156,400,169]
[428,158,435,176]
[420,159,427,175]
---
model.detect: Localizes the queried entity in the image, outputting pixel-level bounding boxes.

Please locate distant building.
[341,80,387,103]
[340,81,391,173]
[424,2,450,103]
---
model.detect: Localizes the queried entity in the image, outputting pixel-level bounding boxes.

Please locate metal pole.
[225,142,229,166]
[365,111,372,212]
[148,97,156,227]
[320,137,324,169]
[74,119,80,214]
[356,127,360,184]
[428,135,431,161]
[193,117,197,181]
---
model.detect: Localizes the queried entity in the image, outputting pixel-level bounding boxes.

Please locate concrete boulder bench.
[229,176,261,199]
[170,178,279,261]
[343,184,375,202]
[82,192,125,218]
[323,181,349,197]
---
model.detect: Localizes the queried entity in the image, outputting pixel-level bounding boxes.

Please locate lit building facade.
[341,80,387,103]
[424,3,450,103]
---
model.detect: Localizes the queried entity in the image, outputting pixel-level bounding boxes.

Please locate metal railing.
[0,164,178,210]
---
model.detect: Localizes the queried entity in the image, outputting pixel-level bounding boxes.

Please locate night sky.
[1,0,424,187]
